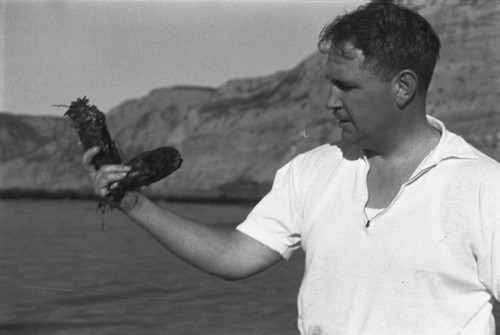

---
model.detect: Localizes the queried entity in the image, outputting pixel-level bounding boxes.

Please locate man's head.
[318,0,441,92]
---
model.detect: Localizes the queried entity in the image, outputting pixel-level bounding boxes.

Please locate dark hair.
[318,0,441,90]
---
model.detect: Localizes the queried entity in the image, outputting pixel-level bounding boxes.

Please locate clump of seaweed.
[57,97,183,225]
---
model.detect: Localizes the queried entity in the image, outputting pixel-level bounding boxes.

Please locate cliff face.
[401,0,500,157]
[1,0,498,200]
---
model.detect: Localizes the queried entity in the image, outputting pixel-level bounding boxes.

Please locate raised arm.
[83,147,282,280]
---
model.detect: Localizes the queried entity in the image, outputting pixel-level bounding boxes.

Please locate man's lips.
[334,113,352,125]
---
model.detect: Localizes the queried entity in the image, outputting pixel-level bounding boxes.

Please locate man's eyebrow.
[325,74,352,86]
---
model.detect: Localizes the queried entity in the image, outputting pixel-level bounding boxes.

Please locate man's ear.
[393,70,418,108]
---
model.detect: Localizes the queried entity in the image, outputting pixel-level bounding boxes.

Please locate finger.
[94,170,130,197]
[82,147,101,173]
[98,165,131,174]
[88,164,131,197]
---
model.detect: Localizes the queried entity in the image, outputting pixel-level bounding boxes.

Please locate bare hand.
[82,147,139,211]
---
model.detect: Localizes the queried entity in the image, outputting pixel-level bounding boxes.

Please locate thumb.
[82,146,101,173]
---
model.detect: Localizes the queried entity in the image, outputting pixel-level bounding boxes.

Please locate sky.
[1,0,366,116]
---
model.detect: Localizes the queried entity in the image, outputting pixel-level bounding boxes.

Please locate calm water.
[1,199,499,335]
[0,199,304,335]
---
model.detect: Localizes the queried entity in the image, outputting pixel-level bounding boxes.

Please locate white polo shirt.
[237,117,500,334]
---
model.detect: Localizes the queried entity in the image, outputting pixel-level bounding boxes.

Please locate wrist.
[119,191,142,213]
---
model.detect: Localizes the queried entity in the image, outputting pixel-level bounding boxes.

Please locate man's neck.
[365,114,441,165]
[363,115,442,209]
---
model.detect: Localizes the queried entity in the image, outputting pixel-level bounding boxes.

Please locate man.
[83,0,500,334]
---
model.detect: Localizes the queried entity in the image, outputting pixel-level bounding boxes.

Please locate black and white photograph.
[1,0,499,334]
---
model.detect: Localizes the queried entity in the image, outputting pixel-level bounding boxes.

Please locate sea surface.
[0,199,304,335]
[1,199,499,335]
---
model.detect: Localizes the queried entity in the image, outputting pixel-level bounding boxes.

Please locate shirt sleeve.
[236,158,303,260]
[476,215,500,301]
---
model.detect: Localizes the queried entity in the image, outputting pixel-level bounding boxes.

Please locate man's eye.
[337,83,355,91]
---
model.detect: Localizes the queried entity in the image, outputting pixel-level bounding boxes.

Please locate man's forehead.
[327,40,364,64]
[324,43,373,83]
[325,44,364,76]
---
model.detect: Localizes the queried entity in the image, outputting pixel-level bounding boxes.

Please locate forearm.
[79,149,279,279]
[121,193,280,280]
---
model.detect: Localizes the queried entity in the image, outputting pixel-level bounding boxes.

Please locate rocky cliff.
[409,0,500,157]
[1,0,498,200]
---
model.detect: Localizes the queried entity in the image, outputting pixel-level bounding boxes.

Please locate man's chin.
[340,130,359,145]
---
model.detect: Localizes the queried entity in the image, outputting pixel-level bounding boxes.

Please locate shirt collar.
[426,115,478,164]
[358,115,478,172]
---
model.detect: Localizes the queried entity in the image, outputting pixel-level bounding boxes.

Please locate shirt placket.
[361,153,438,230]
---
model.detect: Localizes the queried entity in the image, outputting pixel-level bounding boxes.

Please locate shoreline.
[0,190,261,205]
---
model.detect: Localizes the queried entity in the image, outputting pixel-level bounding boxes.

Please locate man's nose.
[325,85,343,112]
